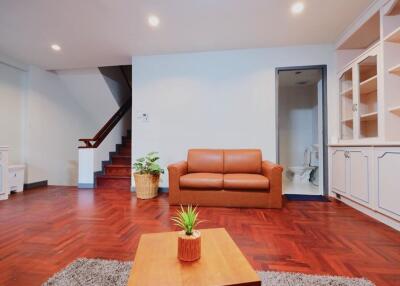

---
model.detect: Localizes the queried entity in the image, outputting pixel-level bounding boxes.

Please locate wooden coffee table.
[128,228,261,286]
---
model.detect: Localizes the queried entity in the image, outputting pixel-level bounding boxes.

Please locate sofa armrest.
[167,161,188,204]
[168,161,188,177]
[262,160,283,179]
[262,160,284,207]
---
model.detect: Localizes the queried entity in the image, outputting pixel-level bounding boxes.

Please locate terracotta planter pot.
[177,230,201,262]
[133,173,160,199]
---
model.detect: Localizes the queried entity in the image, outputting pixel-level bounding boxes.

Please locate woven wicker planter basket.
[133,173,160,199]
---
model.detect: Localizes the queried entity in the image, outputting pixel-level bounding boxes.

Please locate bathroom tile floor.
[283,178,320,195]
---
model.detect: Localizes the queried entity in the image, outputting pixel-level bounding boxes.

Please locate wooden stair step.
[96,175,131,189]
[112,155,131,165]
[105,165,131,176]
[118,148,131,156]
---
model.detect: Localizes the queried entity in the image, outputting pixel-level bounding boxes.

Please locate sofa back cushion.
[223,149,262,174]
[187,149,224,173]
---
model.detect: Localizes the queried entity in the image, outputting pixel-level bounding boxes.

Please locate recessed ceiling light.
[51,44,61,51]
[291,2,305,14]
[148,15,160,27]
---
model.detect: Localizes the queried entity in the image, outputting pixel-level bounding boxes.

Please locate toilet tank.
[310,145,319,167]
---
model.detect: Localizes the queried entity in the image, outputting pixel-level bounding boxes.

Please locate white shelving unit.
[383,0,400,141]
[336,0,400,143]
[331,0,400,230]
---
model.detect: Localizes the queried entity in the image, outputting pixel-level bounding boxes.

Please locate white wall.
[24,66,94,185]
[132,45,336,187]
[278,85,318,168]
[57,69,120,126]
[0,62,26,164]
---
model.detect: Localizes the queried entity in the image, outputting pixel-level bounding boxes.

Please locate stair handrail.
[79,66,132,148]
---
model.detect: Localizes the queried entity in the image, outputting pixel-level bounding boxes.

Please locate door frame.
[275,65,329,196]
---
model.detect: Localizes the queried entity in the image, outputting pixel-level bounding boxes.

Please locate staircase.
[95,130,131,189]
[78,65,132,190]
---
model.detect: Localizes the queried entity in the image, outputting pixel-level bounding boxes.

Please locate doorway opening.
[276,66,328,196]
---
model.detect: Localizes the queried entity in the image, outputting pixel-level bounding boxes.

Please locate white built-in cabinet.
[332,0,400,229]
[331,148,372,207]
[330,146,400,223]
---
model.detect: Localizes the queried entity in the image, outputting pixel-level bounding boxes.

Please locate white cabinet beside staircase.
[0,146,9,200]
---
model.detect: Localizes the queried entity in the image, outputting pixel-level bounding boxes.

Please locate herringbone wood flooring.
[0,187,399,286]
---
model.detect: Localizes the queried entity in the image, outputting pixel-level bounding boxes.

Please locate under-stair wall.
[99,65,132,106]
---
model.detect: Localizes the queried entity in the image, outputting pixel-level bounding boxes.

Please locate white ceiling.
[0,0,373,70]
[279,69,322,87]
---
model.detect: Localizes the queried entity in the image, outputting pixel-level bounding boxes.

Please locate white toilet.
[287,145,319,183]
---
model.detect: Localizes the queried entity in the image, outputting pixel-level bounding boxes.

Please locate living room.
[0,0,400,285]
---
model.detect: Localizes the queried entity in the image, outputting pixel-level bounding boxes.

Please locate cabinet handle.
[352,104,358,112]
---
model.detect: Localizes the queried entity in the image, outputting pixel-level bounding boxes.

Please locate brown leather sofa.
[168,149,283,208]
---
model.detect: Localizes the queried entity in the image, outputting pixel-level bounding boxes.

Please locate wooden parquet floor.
[0,186,399,286]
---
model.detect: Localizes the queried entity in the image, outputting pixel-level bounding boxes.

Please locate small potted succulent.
[133,152,164,199]
[171,205,203,262]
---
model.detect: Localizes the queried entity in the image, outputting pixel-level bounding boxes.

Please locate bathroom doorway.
[276,66,328,196]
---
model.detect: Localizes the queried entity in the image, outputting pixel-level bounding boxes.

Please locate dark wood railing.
[79,66,132,148]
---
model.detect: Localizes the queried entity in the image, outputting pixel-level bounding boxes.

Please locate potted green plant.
[133,152,164,199]
[171,205,203,262]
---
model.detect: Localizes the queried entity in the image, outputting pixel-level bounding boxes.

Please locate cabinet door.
[375,149,400,220]
[356,49,378,139]
[339,68,354,140]
[331,149,347,194]
[348,149,371,205]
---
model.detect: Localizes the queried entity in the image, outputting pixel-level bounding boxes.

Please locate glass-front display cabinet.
[358,54,378,138]
[338,45,380,141]
[340,68,354,140]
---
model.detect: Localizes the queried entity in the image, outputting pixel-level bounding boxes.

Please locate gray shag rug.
[43,258,375,286]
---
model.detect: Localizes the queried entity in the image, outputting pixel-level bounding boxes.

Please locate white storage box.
[8,164,25,193]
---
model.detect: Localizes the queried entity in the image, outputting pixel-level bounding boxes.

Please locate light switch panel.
[136,112,149,122]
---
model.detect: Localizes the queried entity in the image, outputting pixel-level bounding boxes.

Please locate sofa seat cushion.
[223,174,269,190]
[180,173,223,189]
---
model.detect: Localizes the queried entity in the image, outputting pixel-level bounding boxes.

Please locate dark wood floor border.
[23,180,48,190]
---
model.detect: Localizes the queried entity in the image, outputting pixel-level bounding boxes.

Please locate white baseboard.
[333,194,400,231]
